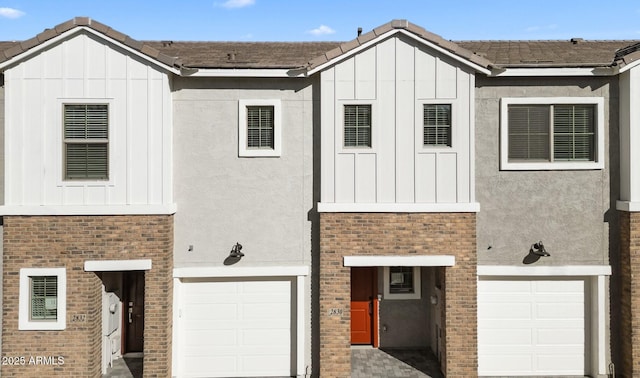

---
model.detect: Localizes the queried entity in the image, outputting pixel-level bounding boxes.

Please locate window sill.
[500,160,604,171]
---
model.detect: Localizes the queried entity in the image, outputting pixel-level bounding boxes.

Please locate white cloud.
[218,0,255,9]
[307,25,336,36]
[0,7,25,19]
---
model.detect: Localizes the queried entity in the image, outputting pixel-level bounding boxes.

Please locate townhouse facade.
[0,16,639,378]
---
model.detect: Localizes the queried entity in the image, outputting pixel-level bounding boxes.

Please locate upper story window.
[239,99,281,157]
[344,104,371,148]
[423,104,452,147]
[500,97,604,170]
[63,104,109,180]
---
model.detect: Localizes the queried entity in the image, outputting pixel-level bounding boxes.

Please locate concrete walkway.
[352,346,443,378]
[103,356,142,378]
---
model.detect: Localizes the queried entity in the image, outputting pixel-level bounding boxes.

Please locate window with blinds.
[247,105,275,149]
[423,104,452,146]
[63,104,109,180]
[344,105,371,147]
[508,104,595,162]
[30,276,57,320]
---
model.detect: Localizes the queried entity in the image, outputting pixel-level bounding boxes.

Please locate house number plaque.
[328,308,343,316]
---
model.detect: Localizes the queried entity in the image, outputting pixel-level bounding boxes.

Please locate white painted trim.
[596,275,607,375]
[618,59,640,74]
[0,27,180,74]
[19,267,66,330]
[344,255,455,267]
[173,265,310,278]
[317,202,480,213]
[238,99,282,157]
[491,67,615,77]
[616,200,640,212]
[84,259,152,272]
[477,265,611,276]
[296,275,306,376]
[308,29,491,75]
[0,204,177,215]
[183,68,301,78]
[500,97,605,171]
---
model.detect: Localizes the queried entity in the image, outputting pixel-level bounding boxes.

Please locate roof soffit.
[0,17,182,73]
[306,19,493,75]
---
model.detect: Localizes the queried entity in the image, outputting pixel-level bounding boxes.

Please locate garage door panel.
[180,279,293,377]
[478,278,587,376]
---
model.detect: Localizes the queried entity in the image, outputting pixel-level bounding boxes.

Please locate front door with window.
[351,267,376,344]
[123,271,145,353]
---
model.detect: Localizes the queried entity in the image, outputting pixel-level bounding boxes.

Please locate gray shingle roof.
[1,17,640,73]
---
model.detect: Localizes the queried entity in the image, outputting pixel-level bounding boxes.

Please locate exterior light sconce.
[530,241,550,257]
[229,242,244,258]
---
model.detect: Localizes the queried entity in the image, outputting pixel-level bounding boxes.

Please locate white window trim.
[500,97,605,170]
[416,100,455,152]
[19,267,66,330]
[338,100,377,153]
[238,99,282,157]
[56,98,115,187]
[383,266,421,300]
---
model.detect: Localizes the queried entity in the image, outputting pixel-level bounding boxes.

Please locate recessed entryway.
[351,267,378,345]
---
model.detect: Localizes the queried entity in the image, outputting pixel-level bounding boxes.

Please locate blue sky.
[0,1,639,42]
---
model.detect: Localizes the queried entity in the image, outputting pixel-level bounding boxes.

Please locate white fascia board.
[477,265,612,276]
[184,68,302,78]
[344,255,455,267]
[174,265,310,278]
[0,27,181,75]
[491,67,615,77]
[618,60,640,74]
[317,202,480,213]
[616,200,640,212]
[84,259,152,271]
[0,204,177,215]
[308,29,491,76]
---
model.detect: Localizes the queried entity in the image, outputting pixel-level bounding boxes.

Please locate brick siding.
[319,212,477,378]
[1,215,173,378]
[619,211,640,377]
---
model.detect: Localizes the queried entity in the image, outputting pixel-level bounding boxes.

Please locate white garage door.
[478,278,587,376]
[180,278,293,377]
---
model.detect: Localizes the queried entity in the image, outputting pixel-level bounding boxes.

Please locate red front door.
[351,267,376,344]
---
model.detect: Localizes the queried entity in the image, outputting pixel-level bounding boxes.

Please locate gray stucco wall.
[475,76,618,266]
[172,77,316,267]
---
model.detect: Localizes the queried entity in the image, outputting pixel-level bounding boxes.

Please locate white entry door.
[179,278,293,377]
[478,278,587,376]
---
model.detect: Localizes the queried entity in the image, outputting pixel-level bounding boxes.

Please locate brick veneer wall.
[1,215,173,378]
[619,211,640,377]
[319,212,477,378]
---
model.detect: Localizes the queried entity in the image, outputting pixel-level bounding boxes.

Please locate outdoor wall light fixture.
[229,242,244,258]
[530,241,550,257]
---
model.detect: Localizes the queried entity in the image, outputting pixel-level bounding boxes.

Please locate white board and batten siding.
[320,35,475,207]
[3,31,172,210]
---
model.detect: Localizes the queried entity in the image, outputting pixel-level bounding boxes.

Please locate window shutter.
[423,104,451,146]
[553,105,595,161]
[247,106,274,149]
[31,276,57,320]
[344,105,371,147]
[508,105,550,161]
[64,104,108,180]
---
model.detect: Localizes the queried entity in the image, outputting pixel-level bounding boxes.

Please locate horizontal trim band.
[478,265,611,276]
[84,259,152,271]
[174,265,310,278]
[318,202,480,213]
[344,255,455,267]
[0,204,177,215]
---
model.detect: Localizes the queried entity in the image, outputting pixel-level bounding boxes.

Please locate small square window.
[423,104,452,147]
[344,105,372,148]
[239,100,281,157]
[19,268,66,330]
[383,266,421,300]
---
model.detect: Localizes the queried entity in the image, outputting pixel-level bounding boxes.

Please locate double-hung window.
[238,99,281,157]
[19,268,66,330]
[344,104,372,148]
[500,97,604,170]
[423,104,452,147]
[63,104,109,180]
